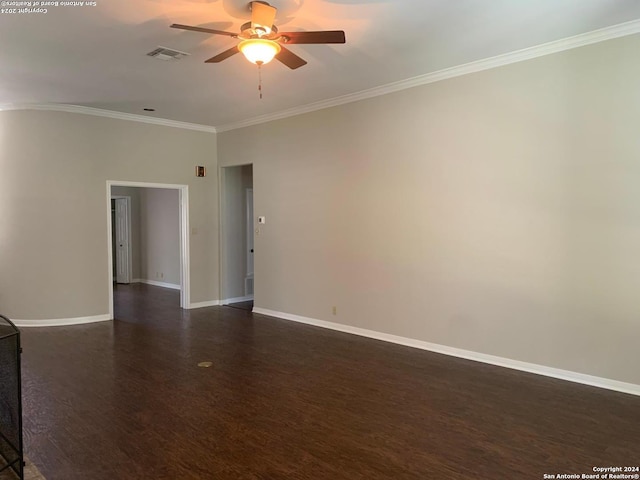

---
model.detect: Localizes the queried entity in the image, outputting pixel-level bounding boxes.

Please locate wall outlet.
[332,306,337,315]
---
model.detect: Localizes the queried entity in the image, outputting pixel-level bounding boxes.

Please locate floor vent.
[245,276,254,296]
[147,46,190,61]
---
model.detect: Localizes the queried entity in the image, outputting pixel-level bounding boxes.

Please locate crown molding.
[0,103,217,133]
[2,19,639,134]
[216,19,640,133]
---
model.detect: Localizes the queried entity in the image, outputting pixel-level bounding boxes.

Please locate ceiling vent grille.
[147,46,190,61]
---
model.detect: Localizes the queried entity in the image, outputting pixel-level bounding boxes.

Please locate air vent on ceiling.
[147,46,190,61]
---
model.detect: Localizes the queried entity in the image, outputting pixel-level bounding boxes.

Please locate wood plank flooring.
[0,457,46,480]
[19,284,640,479]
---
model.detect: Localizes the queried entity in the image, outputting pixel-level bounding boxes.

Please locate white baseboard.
[13,313,112,328]
[187,300,220,309]
[221,295,254,305]
[252,308,640,397]
[134,279,181,290]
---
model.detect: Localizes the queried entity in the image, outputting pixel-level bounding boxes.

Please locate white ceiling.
[1,0,640,129]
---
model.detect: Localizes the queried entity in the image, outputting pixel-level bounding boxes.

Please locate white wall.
[110,186,182,286]
[139,188,181,285]
[218,34,640,385]
[0,110,218,320]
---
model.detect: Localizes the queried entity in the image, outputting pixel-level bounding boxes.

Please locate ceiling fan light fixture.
[238,39,281,65]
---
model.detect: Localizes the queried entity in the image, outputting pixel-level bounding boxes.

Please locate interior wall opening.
[107,182,190,316]
[220,164,254,311]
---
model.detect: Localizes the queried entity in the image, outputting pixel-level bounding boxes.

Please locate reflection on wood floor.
[19,283,640,479]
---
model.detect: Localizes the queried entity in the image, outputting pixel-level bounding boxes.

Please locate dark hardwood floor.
[19,284,640,479]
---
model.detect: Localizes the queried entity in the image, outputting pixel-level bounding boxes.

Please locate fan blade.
[205,46,239,63]
[279,30,345,44]
[171,24,237,37]
[275,46,307,69]
[251,2,277,31]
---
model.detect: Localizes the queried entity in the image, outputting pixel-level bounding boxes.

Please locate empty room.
[1,1,639,479]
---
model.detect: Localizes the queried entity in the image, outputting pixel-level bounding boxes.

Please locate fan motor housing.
[240,21,278,39]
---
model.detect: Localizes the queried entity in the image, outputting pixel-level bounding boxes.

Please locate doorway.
[106,181,190,317]
[220,164,254,310]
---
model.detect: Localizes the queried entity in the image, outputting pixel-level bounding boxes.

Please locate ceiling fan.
[170,1,346,69]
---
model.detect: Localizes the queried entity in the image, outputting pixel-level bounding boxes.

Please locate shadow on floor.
[224,300,254,311]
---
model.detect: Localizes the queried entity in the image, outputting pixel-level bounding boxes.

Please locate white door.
[246,188,254,276]
[114,198,131,284]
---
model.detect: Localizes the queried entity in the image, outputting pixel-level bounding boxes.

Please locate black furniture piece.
[0,315,23,480]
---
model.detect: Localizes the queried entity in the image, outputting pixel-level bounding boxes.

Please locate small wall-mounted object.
[258,216,266,224]
[195,166,206,177]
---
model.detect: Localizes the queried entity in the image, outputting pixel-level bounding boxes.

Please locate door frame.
[106,181,190,317]
[111,195,133,284]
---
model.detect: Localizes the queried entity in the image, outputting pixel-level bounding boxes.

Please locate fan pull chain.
[257,62,263,100]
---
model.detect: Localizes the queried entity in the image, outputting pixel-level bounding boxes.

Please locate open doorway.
[107,181,190,318]
[220,164,254,311]
[111,196,132,284]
